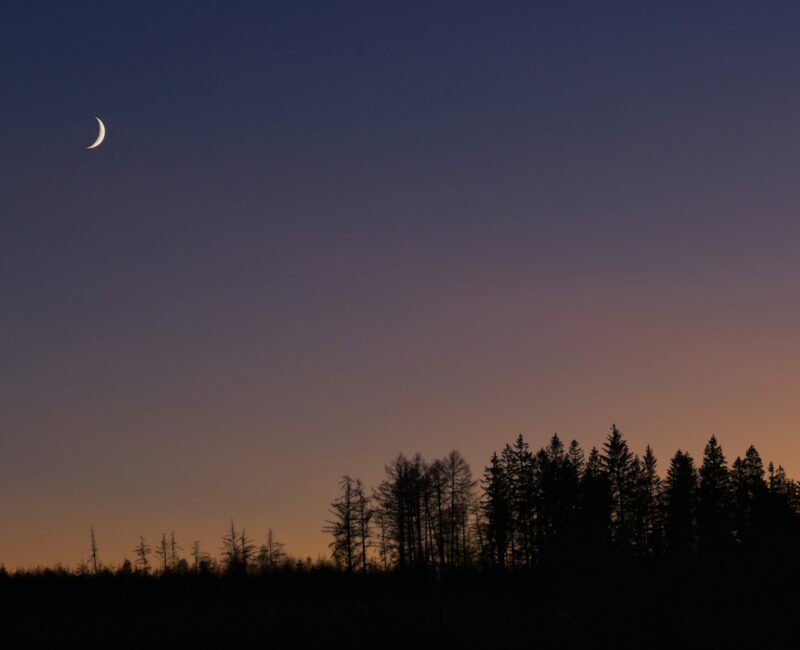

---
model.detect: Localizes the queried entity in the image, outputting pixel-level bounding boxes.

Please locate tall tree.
[563,439,586,549]
[325,475,358,571]
[353,479,373,573]
[427,459,448,572]
[601,425,635,549]
[664,450,699,557]
[581,447,611,555]
[221,519,249,574]
[732,446,768,548]
[375,505,391,571]
[631,446,663,555]
[169,532,182,572]
[502,435,536,568]
[538,434,582,560]
[443,450,475,569]
[481,452,510,569]
[765,462,798,553]
[375,458,406,568]
[374,454,430,569]
[698,436,732,558]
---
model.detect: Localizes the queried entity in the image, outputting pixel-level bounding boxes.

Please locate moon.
[86,117,106,149]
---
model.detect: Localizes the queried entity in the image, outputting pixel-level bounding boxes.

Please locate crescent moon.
[86,117,106,149]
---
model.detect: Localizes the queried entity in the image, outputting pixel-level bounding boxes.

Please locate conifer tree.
[631,445,663,555]
[502,435,536,568]
[482,452,510,569]
[698,435,732,558]
[768,462,788,495]
[581,447,611,554]
[601,425,636,549]
[732,446,768,547]
[664,450,698,557]
[538,434,581,559]
[563,439,585,547]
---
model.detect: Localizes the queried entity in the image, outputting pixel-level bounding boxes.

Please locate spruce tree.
[698,435,732,558]
[601,425,635,549]
[502,435,536,568]
[581,447,611,555]
[482,452,510,569]
[631,445,662,555]
[664,450,698,557]
[732,446,768,549]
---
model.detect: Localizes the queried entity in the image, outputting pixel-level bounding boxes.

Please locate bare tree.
[374,455,430,570]
[370,452,474,572]
[77,559,90,576]
[375,505,391,571]
[325,475,358,571]
[221,520,240,569]
[169,531,182,571]
[134,536,151,574]
[155,533,169,574]
[257,528,287,571]
[89,526,100,574]
[191,540,211,574]
[240,528,256,570]
[444,450,476,568]
[354,479,373,573]
[221,519,254,574]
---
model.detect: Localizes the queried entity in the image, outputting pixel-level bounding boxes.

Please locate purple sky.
[3,1,800,567]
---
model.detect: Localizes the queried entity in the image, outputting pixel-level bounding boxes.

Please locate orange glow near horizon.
[4,278,800,569]
[5,2,800,570]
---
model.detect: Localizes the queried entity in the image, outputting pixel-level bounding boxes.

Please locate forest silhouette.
[3,425,800,648]
[324,426,800,573]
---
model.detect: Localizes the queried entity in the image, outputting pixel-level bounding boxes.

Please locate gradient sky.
[4,1,800,568]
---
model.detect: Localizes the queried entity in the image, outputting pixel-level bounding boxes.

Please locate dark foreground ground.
[2,560,798,649]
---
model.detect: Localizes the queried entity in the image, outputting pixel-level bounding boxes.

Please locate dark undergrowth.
[2,558,798,649]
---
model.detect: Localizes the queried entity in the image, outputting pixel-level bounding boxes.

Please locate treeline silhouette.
[5,425,796,577]
[4,425,800,648]
[326,425,800,573]
[11,521,295,578]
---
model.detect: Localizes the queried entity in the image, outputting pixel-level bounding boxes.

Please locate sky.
[3,0,800,568]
